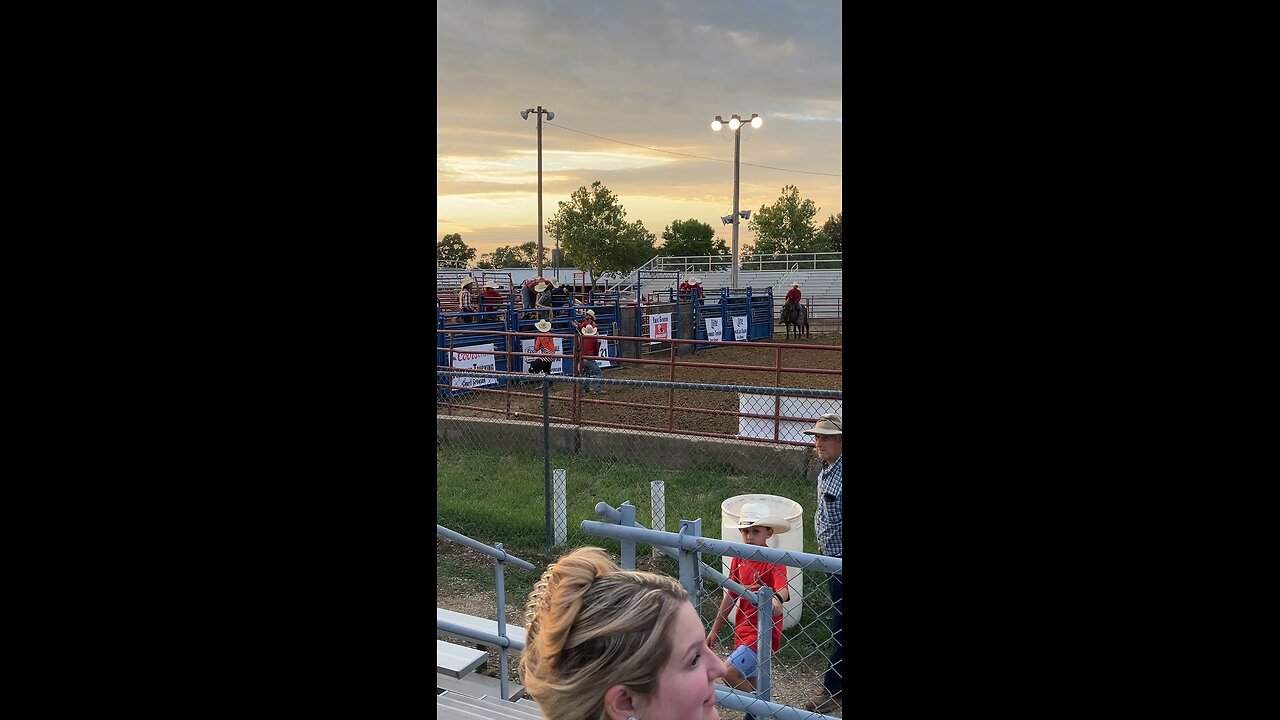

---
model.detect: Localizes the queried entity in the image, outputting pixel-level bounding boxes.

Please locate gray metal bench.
[436,639,488,679]
[437,607,527,650]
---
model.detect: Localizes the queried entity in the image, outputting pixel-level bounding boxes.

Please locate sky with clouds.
[437,0,842,258]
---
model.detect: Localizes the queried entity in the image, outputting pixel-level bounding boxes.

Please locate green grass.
[436,440,836,664]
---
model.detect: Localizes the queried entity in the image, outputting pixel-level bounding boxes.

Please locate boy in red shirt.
[574,323,605,394]
[707,502,791,717]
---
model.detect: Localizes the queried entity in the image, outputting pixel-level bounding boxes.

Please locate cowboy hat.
[791,282,800,287]
[727,502,791,534]
[584,309,596,316]
[534,319,552,332]
[803,413,842,436]
[534,281,549,292]
[581,324,598,336]
[691,278,702,285]
[484,282,497,289]
[460,277,475,288]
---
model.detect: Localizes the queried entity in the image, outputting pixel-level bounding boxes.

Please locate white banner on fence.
[450,343,498,389]
[649,312,672,340]
[521,337,568,374]
[596,335,615,368]
[705,317,723,342]
[738,394,843,442]
[732,315,748,340]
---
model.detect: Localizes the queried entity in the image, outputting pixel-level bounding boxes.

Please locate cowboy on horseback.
[781,282,809,339]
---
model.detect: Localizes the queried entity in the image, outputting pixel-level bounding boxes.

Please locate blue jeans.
[823,571,843,696]
[581,359,603,393]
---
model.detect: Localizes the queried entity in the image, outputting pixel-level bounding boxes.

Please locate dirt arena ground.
[439,331,843,436]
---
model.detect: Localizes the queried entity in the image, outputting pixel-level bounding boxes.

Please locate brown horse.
[781,300,809,340]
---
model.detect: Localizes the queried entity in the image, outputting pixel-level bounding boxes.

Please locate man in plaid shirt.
[803,413,843,714]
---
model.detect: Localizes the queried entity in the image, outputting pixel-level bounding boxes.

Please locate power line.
[546,122,842,178]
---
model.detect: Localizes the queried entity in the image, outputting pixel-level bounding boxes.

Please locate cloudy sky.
[437,0,842,258]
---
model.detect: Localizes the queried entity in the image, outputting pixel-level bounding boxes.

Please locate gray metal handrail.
[583,502,842,717]
[436,524,537,699]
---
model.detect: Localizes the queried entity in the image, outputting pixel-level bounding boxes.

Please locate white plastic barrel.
[720,493,804,630]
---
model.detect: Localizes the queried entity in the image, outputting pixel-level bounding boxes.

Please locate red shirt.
[728,556,786,652]
[785,288,802,303]
[579,334,601,357]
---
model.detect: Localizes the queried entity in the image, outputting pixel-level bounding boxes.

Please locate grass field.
[436,440,837,667]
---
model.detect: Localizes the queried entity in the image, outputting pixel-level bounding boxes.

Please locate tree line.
[436,181,842,283]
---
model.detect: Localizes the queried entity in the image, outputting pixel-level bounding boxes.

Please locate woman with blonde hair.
[521,546,727,720]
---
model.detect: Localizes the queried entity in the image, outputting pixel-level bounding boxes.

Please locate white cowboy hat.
[692,278,702,285]
[534,281,549,292]
[460,277,475,288]
[791,282,800,287]
[581,324,598,336]
[727,502,791,534]
[802,413,842,436]
[584,309,596,316]
[484,282,497,289]
[534,319,552,332]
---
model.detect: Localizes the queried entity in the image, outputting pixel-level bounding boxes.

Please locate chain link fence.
[437,369,843,717]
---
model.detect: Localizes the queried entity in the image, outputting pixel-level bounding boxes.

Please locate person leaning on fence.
[457,277,477,322]
[521,276,543,316]
[528,318,556,374]
[534,277,559,314]
[521,546,728,720]
[691,277,704,301]
[802,413,843,714]
[575,323,605,395]
[706,502,791,720]
[573,307,597,331]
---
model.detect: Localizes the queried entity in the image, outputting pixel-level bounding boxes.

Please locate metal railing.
[435,524,537,701]
[583,501,840,720]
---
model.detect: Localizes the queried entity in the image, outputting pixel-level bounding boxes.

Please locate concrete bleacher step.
[436,671,527,701]
[438,691,543,719]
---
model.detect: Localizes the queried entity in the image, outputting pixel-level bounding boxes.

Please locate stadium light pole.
[521,106,555,277]
[712,113,761,289]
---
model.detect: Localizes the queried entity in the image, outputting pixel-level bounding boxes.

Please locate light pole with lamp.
[712,113,761,289]
[521,105,555,277]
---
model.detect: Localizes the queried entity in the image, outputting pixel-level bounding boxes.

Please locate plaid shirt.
[815,454,842,557]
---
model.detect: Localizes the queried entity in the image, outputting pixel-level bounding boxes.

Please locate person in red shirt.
[479,282,505,313]
[785,282,802,305]
[529,318,556,374]
[575,323,605,394]
[691,278,704,301]
[573,307,597,331]
[706,502,791,713]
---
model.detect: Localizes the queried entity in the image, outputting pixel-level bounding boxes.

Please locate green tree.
[744,185,820,255]
[819,212,842,252]
[515,241,550,268]
[483,245,530,268]
[545,181,656,284]
[436,233,476,267]
[658,219,728,258]
[474,258,496,269]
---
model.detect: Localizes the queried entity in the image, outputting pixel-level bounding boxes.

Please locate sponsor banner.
[596,335,615,368]
[731,315,748,340]
[705,316,724,342]
[649,312,672,340]
[450,343,498,389]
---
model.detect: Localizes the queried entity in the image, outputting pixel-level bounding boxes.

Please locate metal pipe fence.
[583,501,841,720]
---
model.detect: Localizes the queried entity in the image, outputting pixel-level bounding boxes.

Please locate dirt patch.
[440,332,843,437]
